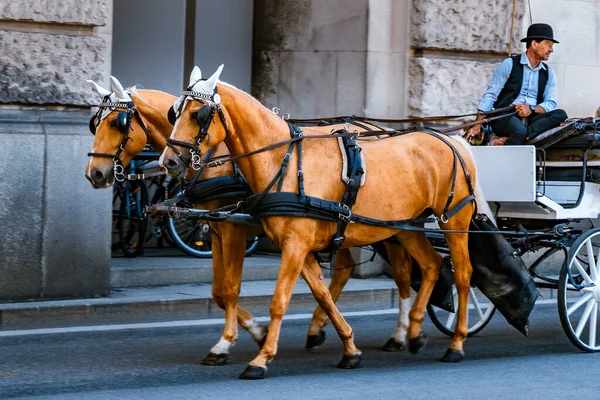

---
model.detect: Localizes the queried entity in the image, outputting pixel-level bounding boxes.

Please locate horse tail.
[450,135,496,226]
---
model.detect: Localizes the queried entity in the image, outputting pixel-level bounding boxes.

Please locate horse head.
[160,65,228,178]
[85,76,151,188]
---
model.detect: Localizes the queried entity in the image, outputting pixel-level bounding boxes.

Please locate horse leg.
[305,248,355,351]
[239,247,361,379]
[201,223,265,366]
[381,242,413,352]
[395,231,443,355]
[302,252,361,368]
[440,225,472,363]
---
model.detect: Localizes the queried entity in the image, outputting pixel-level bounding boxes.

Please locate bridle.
[87,95,149,182]
[166,84,229,170]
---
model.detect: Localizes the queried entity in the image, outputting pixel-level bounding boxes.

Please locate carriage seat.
[480,118,600,149]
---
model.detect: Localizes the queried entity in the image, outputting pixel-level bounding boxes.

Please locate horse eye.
[191,111,198,120]
[110,119,118,128]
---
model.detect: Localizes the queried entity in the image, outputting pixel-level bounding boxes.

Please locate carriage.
[427,121,600,352]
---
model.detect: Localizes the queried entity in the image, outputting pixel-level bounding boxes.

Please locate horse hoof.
[382,337,405,352]
[305,331,327,351]
[337,353,362,369]
[408,333,428,354]
[200,352,229,366]
[256,327,269,349]
[239,365,267,380]
[440,348,464,363]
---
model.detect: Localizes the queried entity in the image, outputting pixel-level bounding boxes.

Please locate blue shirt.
[477,53,557,113]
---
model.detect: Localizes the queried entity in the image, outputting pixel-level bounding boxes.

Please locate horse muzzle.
[162,155,187,178]
[86,167,113,189]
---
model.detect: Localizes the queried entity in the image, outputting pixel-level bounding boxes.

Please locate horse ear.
[195,64,223,93]
[189,66,202,86]
[87,80,111,98]
[110,76,132,101]
[204,64,224,90]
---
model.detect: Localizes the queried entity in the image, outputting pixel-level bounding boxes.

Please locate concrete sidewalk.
[0,251,403,332]
[0,250,559,333]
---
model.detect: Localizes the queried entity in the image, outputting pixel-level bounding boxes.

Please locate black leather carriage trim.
[186,176,249,203]
[238,191,474,232]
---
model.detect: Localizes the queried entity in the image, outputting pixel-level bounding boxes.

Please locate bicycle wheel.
[166,193,260,258]
[117,180,149,258]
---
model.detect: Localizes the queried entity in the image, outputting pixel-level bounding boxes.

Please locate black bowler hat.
[520,23,559,43]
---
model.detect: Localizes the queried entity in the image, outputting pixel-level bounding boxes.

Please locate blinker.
[194,105,214,128]
[111,110,130,134]
[167,107,176,126]
[89,115,98,135]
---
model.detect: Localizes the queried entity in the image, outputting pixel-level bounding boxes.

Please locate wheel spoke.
[586,240,597,282]
[596,245,600,281]
[445,289,458,328]
[469,288,485,322]
[573,258,593,284]
[590,303,598,348]
[568,293,593,316]
[575,299,596,338]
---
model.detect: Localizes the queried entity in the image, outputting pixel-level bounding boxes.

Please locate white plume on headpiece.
[110,76,133,102]
[190,64,224,94]
[87,80,111,99]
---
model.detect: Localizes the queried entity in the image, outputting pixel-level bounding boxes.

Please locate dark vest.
[494,55,549,109]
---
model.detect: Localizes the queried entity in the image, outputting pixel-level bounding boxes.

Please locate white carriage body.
[471,145,600,220]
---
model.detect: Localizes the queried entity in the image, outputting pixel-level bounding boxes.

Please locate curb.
[0,278,397,331]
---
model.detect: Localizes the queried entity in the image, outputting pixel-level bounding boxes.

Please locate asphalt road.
[2,302,600,399]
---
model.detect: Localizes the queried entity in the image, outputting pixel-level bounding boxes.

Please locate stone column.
[0,0,113,300]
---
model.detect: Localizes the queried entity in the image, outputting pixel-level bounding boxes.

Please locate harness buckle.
[207,160,223,168]
[439,213,449,224]
[113,160,125,182]
[338,204,353,223]
[284,153,291,162]
[190,149,202,171]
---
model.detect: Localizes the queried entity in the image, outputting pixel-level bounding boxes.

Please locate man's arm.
[538,67,557,113]
[465,58,513,141]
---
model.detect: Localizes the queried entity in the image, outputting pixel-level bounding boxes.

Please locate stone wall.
[253,0,411,118]
[0,0,112,300]
[253,0,369,117]
[409,0,526,117]
[528,0,600,117]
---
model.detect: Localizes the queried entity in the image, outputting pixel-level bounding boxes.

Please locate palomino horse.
[160,65,491,380]
[85,76,415,366]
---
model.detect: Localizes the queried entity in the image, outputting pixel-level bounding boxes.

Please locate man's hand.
[464,111,486,142]
[515,103,533,118]
[464,124,482,141]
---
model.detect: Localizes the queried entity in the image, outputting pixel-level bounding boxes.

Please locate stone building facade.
[1,0,599,299]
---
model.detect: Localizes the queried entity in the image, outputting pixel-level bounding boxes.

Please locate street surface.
[2,302,600,399]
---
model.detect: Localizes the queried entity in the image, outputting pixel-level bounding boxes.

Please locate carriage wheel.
[426,286,496,337]
[558,227,600,352]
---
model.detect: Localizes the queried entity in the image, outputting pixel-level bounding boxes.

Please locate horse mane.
[218,81,279,118]
[127,86,153,107]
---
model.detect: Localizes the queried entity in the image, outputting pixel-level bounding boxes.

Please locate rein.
[288,105,516,125]
[197,108,516,170]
